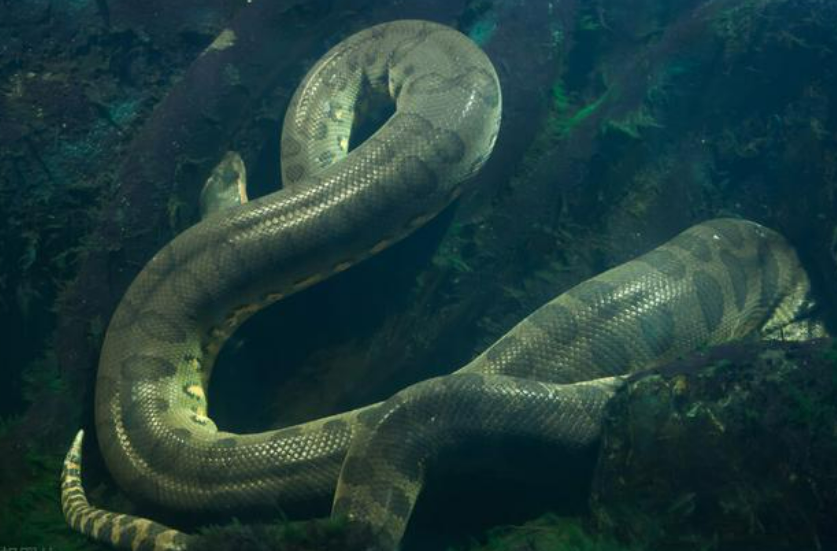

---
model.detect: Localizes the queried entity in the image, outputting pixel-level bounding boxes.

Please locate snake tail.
[61,430,193,551]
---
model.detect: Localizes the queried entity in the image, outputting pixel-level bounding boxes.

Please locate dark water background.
[1,0,836,549]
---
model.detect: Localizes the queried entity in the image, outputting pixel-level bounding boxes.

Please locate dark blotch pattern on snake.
[61,21,818,551]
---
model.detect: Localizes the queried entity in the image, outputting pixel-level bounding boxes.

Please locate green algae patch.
[453,514,643,551]
[548,84,610,140]
[0,450,103,551]
[190,516,364,551]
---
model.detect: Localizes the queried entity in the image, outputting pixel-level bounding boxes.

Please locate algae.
[452,514,644,551]
[0,450,104,551]
[189,516,363,551]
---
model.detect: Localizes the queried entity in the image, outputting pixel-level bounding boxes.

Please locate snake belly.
[60,18,817,551]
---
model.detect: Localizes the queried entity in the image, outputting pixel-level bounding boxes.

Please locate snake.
[60,19,819,551]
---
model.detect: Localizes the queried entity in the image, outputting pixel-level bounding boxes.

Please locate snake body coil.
[98,19,500,512]
[61,20,816,551]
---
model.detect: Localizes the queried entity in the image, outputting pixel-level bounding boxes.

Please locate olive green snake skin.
[61,20,818,551]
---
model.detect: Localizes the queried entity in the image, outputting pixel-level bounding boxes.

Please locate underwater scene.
[2,0,837,550]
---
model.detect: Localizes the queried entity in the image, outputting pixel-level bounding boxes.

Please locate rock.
[591,340,837,550]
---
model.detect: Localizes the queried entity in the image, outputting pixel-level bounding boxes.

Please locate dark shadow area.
[208,202,458,431]
[404,439,597,551]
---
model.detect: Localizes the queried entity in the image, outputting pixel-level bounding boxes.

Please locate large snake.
[60,20,818,551]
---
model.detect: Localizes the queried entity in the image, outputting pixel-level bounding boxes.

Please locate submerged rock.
[591,339,837,550]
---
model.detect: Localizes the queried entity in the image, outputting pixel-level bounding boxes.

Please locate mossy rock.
[591,340,837,550]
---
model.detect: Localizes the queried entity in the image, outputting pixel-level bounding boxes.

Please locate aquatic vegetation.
[20,350,65,402]
[711,0,776,62]
[0,450,102,551]
[433,223,477,275]
[189,516,363,551]
[592,341,837,549]
[452,515,646,551]
[467,19,497,47]
[459,0,512,46]
[0,415,21,439]
[604,107,663,141]
[552,87,610,140]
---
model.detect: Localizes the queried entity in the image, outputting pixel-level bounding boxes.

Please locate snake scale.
[61,20,817,551]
